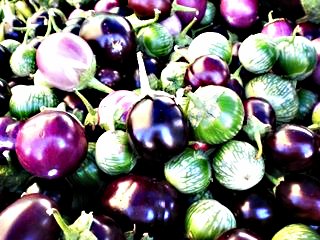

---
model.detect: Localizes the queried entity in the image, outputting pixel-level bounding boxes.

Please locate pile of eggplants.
[0,0,320,239]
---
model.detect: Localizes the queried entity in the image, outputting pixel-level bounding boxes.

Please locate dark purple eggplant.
[126,94,190,163]
[0,45,12,79]
[274,173,320,224]
[79,12,137,71]
[0,78,11,116]
[230,184,282,239]
[90,215,126,240]
[185,54,230,90]
[216,228,263,240]
[127,0,172,20]
[100,174,182,238]
[296,21,320,40]
[264,124,319,172]
[242,97,276,159]
[0,193,61,240]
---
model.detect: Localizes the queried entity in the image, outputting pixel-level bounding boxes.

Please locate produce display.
[0,0,320,239]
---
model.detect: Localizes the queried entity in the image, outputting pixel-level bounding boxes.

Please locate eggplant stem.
[74,89,99,127]
[46,208,76,238]
[253,131,263,159]
[267,10,274,22]
[171,0,198,14]
[137,51,152,97]
[86,77,114,94]
[125,9,161,31]
[308,123,320,131]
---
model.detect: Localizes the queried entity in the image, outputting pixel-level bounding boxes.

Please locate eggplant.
[242,97,276,159]
[0,193,61,240]
[229,184,283,239]
[126,93,190,163]
[264,124,319,172]
[100,174,182,238]
[271,223,320,240]
[216,228,263,240]
[185,199,236,240]
[15,110,88,179]
[274,173,320,224]
[48,207,127,240]
[238,33,278,74]
[0,78,11,116]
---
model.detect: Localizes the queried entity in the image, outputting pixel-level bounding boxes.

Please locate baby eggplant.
[100,174,181,237]
[264,124,319,172]
[0,193,61,240]
[274,173,320,224]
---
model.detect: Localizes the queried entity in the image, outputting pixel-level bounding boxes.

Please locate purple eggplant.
[0,116,24,154]
[264,124,319,172]
[185,54,230,90]
[230,183,282,239]
[220,0,259,29]
[15,110,88,179]
[0,78,11,116]
[100,174,182,238]
[90,215,126,240]
[274,173,320,224]
[216,228,263,240]
[261,11,293,38]
[242,97,276,159]
[126,94,189,163]
[0,193,61,240]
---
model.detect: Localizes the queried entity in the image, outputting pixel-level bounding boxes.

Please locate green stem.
[74,89,99,127]
[171,0,198,14]
[290,25,299,43]
[50,7,67,23]
[253,131,263,159]
[86,77,114,94]
[125,9,161,31]
[137,51,152,97]
[175,16,197,47]
[267,10,274,22]
[46,208,76,238]
[308,123,320,131]
[230,65,243,85]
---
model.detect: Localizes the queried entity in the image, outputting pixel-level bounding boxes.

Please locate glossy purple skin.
[275,173,320,224]
[230,188,279,237]
[90,215,126,240]
[185,54,230,90]
[100,175,181,235]
[265,124,319,172]
[15,110,88,179]
[175,0,207,26]
[126,95,189,163]
[261,18,293,38]
[128,0,172,20]
[243,97,276,128]
[296,22,320,40]
[0,116,23,152]
[0,193,60,240]
[220,0,259,29]
[216,228,263,240]
[79,12,137,70]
